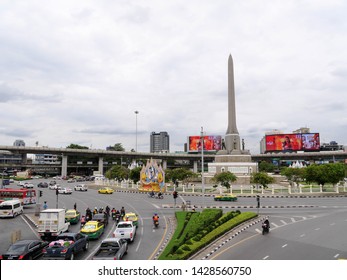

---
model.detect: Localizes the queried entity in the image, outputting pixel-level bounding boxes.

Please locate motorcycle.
[155,194,163,199]
[115,214,121,224]
[153,220,159,228]
[111,212,116,221]
[148,193,155,198]
[80,216,86,228]
[262,223,270,235]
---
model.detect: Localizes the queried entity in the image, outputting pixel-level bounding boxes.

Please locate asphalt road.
[1,178,346,260]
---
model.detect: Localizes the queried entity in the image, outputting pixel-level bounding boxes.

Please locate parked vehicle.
[0,239,48,260]
[37,182,48,188]
[92,213,109,227]
[74,184,88,191]
[0,199,23,218]
[92,238,128,260]
[58,187,72,194]
[42,232,89,260]
[38,209,70,241]
[80,221,104,240]
[113,221,136,242]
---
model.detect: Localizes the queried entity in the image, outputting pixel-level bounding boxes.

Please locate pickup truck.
[42,232,89,260]
[92,238,128,260]
[112,221,136,242]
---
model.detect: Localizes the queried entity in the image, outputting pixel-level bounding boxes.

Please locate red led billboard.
[265,134,302,152]
[265,133,320,152]
[188,136,222,152]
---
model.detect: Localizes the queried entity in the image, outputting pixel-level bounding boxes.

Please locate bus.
[0,188,37,206]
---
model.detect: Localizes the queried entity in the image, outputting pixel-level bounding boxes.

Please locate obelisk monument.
[225,54,241,153]
[209,54,256,184]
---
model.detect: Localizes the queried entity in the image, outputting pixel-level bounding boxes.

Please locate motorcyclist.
[111,208,116,219]
[152,213,159,226]
[115,209,121,222]
[149,190,155,198]
[157,191,163,199]
[99,207,104,214]
[120,206,125,217]
[262,218,270,234]
[93,207,98,216]
[105,205,110,218]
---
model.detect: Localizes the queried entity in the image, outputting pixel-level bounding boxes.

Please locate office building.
[150,132,170,153]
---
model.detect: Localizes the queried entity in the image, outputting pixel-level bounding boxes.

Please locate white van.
[0,200,24,218]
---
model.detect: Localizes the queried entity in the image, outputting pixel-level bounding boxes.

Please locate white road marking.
[280,220,287,225]
[263,256,269,260]
[315,228,320,231]
[291,218,296,223]
[330,223,335,226]
[21,215,40,238]
[282,244,288,248]
[255,229,262,234]
[334,254,340,258]
[300,234,305,237]
[271,223,279,228]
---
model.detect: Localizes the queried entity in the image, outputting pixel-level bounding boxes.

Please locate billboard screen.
[188,135,222,152]
[301,133,320,151]
[265,134,302,152]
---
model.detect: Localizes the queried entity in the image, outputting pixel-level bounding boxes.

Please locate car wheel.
[83,241,89,251]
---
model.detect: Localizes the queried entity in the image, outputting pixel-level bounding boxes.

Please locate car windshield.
[7,244,27,254]
[84,224,96,230]
[118,223,132,228]
[65,212,75,217]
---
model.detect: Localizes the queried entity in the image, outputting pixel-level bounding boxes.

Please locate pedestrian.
[74,203,77,210]
[181,202,186,211]
[43,201,48,210]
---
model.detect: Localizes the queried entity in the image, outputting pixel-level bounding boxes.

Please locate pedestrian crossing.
[254,215,317,234]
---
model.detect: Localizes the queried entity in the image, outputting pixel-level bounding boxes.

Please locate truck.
[38,209,70,241]
[92,238,128,260]
[112,221,136,242]
[42,232,89,260]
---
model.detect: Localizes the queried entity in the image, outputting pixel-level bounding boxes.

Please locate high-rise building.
[150,132,170,153]
[13,139,25,146]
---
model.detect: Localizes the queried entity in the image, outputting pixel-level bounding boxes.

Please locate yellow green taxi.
[98,187,114,194]
[214,194,238,201]
[65,209,80,224]
[80,221,104,239]
[123,212,139,227]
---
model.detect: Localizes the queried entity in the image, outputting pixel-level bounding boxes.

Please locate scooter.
[115,214,121,224]
[262,223,270,235]
[155,194,163,199]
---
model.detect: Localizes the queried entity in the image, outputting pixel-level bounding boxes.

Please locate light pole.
[201,126,205,208]
[135,111,139,152]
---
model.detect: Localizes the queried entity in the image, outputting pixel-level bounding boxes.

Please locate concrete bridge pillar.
[98,157,104,175]
[61,155,68,177]
[193,161,198,173]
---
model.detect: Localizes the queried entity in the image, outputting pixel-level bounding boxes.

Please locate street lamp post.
[135,111,139,152]
[201,126,205,208]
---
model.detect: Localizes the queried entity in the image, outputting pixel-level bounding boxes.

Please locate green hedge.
[159,210,257,260]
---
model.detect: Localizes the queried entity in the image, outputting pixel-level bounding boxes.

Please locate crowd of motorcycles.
[80,206,125,227]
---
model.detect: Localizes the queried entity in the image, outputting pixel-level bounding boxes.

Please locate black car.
[0,239,48,260]
[38,182,48,188]
[92,213,109,227]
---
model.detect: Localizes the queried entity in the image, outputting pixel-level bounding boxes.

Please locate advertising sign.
[301,133,320,151]
[265,134,302,152]
[188,135,222,152]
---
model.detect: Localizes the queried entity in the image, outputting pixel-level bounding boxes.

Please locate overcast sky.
[0,0,346,154]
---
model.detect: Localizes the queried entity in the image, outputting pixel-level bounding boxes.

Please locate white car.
[74,184,88,191]
[48,184,60,190]
[58,188,72,194]
[23,183,34,189]
[112,221,137,242]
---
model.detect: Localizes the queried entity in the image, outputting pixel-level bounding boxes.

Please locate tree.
[251,172,275,189]
[129,167,142,183]
[106,143,125,151]
[105,165,129,181]
[66,144,89,149]
[165,168,197,186]
[258,161,276,173]
[281,167,305,187]
[304,163,346,189]
[212,171,237,190]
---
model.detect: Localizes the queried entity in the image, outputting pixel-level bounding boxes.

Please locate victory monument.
[208,55,257,183]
